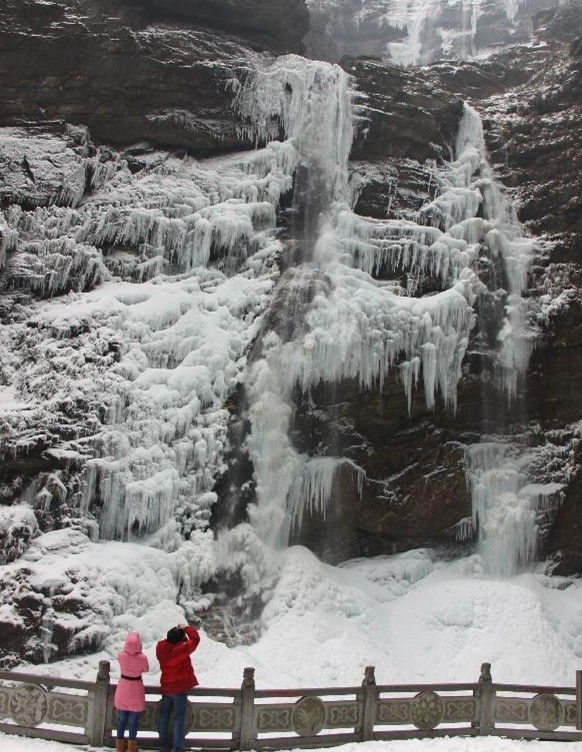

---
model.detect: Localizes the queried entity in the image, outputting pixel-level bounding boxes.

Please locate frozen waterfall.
[330,0,534,66]
[465,443,564,576]
[236,66,541,578]
[0,51,544,582]
[235,61,481,550]
[454,105,540,575]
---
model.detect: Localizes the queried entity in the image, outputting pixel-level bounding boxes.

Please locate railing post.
[360,665,377,741]
[239,667,256,751]
[476,662,494,735]
[87,659,110,747]
[576,670,582,730]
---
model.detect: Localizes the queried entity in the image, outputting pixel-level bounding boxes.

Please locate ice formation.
[236,59,541,578]
[0,50,543,602]
[464,442,564,576]
[451,107,540,576]
[0,133,301,551]
[235,54,355,208]
[305,0,535,66]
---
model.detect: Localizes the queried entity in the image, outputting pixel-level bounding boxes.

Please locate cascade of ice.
[236,54,355,258]
[238,58,488,551]
[40,606,57,663]
[383,0,523,66]
[239,93,540,575]
[234,57,358,547]
[465,442,535,576]
[236,55,354,207]
[386,0,440,66]
[453,103,536,399]
[464,443,564,576]
[453,104,540,575]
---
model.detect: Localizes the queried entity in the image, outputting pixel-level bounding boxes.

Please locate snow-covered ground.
[0,735,580,752]
[2,544,582,750]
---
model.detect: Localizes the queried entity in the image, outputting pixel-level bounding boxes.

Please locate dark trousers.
[157,692,188,752]
[116,709,140,740]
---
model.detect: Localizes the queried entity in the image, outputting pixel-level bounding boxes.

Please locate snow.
[1,38,579,752]
[1,735,580,752]
[6,540,582,689]
[2,544,582,751]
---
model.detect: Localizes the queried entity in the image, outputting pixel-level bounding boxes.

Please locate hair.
[166,626,186,644]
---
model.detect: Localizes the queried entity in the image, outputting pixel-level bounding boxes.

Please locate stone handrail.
[0,663,581,748]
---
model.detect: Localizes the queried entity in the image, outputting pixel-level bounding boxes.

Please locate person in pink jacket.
[114,632,149,752]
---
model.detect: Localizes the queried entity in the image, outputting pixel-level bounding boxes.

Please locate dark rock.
[143,0,309,52]
[0,0,286,154]
[346,59,464,162]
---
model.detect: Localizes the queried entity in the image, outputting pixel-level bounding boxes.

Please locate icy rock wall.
[0,132,305,546]
[235,58,539,558]
[305,0,560,65]
[234,55,544,579]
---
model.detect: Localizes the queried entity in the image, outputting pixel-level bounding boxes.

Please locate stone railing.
[0,663,581,748]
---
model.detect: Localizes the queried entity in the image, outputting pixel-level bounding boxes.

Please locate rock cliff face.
[281,7,582,571]
[0,0,303,155]
[0,0,581,665]
[304,0,565,65]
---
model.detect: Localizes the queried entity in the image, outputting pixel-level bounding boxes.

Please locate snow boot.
[127,740,139,752]
[115,740,127,752]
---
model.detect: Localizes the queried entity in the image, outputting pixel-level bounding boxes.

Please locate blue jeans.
[158,692,188,752]
[116,709,140,740]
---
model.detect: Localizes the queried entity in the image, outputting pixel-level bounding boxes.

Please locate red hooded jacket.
[156,625,200,695]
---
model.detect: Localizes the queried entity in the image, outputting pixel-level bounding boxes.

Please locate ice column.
[236,55,355,214]
[457,104,540,574]
[465,442,537,576]
[240,57,357,547]
[455,103,536,400]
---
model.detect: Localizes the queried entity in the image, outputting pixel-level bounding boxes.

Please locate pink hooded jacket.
[113,632,149,712]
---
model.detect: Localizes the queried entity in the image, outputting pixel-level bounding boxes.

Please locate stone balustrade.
[0,663,581,748]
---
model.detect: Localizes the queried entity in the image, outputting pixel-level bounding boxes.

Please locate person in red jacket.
[156,622,200,752]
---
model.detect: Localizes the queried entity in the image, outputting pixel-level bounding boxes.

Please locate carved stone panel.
[443,698,477,723]
[327,702,360,727]
[138,702,157,730]
[10,684,49,727]
[376,700,410,724]
[0,688,9,714]
[292,696,326,737]
[564,701,577,726]
[529,693,564,732]
[48,693,89,726]
[257,706,292,732]
[194,705,235,732]
[410,691,444,730]
[495,698,528,723]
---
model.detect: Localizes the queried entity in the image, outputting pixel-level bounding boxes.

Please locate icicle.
[464,442,547,576]
[455,104,537,401]
[288,457,366,532]
[235,55,355,205]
